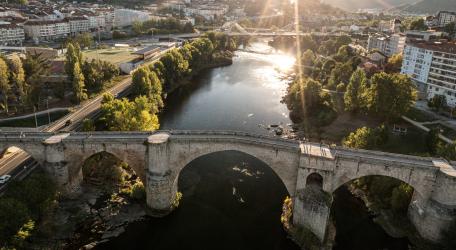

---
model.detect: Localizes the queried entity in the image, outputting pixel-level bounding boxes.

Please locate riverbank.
[347,184,441,250]
[165,50,234,95]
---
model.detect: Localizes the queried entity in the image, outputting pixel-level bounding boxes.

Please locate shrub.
[130,182,146,201]
[336,82,346,92]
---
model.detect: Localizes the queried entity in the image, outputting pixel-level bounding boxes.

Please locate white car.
[0,175,11,184]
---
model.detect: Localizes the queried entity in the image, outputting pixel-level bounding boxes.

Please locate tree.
[284,77,333,123]
[72,62,87,103]
[301,49,315,67]
[391,183,413,214]
[426,128,440,154]
[82,118,95,132]
[363,73,416,120]
[0,58,11,113]
[442,219,456,250]
[343,125,388,150]
[444,22,456,38]
[428,94,447,112]
[385,53,403,73]
[100,94,160,131]
[344,69,367,113]
[159,49,189,91]
[74,32,94,48]
[0,198,30,244]
[22,52,50,107]
[7,55,27,106]
[82,59,119,93]
[132,67,163,109]
[328,62,353,89]
[65,43,83,83]
[409,18,428,31]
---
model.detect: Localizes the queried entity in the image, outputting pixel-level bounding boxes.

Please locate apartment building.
[436,11,456,28]
[114,9,150,27]
[24,19,70,42]
[367,33,406,57]
[0,23,25,45]
[401,41,456,106]
[65,16,90,35]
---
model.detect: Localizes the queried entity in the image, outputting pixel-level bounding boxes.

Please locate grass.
[83,48,140,65]
[404,108,435,122]
[425,123,456,141]
[0,110,69,128]
[376,126,430,156]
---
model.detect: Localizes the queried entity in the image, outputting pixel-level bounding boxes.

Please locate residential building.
[367,33,406,57]
[114,9,150,27]
[390,18,401,33]
[401,41,456,106]
[405,30,444,42]
[24,19,70,42]
[436,11,456,28]
[65,16,90,35]
[0,23,25,45]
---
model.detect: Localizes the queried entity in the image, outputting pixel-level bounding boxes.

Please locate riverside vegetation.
[86,32,247,132]
[273,35,455,249]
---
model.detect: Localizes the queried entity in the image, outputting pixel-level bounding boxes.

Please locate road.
[0,46,175,190]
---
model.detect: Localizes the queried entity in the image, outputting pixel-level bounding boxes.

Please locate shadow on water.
[332,186,409,250]
[96,151,300,250]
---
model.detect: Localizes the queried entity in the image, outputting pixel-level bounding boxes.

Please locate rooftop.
[408,40,456,55]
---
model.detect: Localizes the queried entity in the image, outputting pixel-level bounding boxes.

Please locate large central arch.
[166,140,301,195]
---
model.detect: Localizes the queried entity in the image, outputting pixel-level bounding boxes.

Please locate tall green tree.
[7,55,27,106]
[22,53,50,107]
[0,58,11,113]
[328,62,353,89]
[65,43,83,83]
[363,73,416,120]
[100,94,159,131]
[344,69,368,113]
[444,22,456,37]
[72,62,87,103]
[409,18,428,31]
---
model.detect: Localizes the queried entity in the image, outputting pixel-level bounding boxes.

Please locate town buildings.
[401,40,456,106]
[367,33,406,57]
[0,23,25,45]
[436,11,456,28]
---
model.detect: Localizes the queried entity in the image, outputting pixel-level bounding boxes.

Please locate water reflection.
[159,40,295,135]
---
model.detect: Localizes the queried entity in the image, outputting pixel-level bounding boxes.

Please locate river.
[95,40,408,250]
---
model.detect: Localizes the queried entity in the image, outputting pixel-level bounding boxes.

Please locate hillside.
[401,0,456,14]
[322,0,416,11]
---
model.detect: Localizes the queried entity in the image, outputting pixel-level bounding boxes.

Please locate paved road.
[0,47,174,189]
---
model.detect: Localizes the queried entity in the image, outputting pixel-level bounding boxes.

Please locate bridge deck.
[0,131,455,176]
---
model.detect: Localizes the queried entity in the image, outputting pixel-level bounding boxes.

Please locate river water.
[96,41,408,250]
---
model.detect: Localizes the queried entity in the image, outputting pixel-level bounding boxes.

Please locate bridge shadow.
[97,150,300,250]
[329,175,413,250]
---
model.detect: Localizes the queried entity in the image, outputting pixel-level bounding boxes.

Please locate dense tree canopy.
[362,73,416,120]
[100,94,159,131]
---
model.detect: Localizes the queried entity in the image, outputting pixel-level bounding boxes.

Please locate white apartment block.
[437,11,456,28]
[401,41,456,106]
[24,20,70,42]
[114,9,150,27]
[367,33,406,57]
[0,23,25,45]
[65,16,90,35]
[184,4,228,20]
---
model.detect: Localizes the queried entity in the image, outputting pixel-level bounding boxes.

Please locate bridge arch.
[64,146,147,189]
[0,143,46,164]
[166,140,301,195]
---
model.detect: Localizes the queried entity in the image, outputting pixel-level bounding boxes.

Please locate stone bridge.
[0,131,455,242]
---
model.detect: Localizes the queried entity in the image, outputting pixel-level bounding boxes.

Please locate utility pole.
[47,99,50,124]
[33,106,38,128]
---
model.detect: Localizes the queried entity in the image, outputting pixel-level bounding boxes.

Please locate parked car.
[0,175,11,184]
